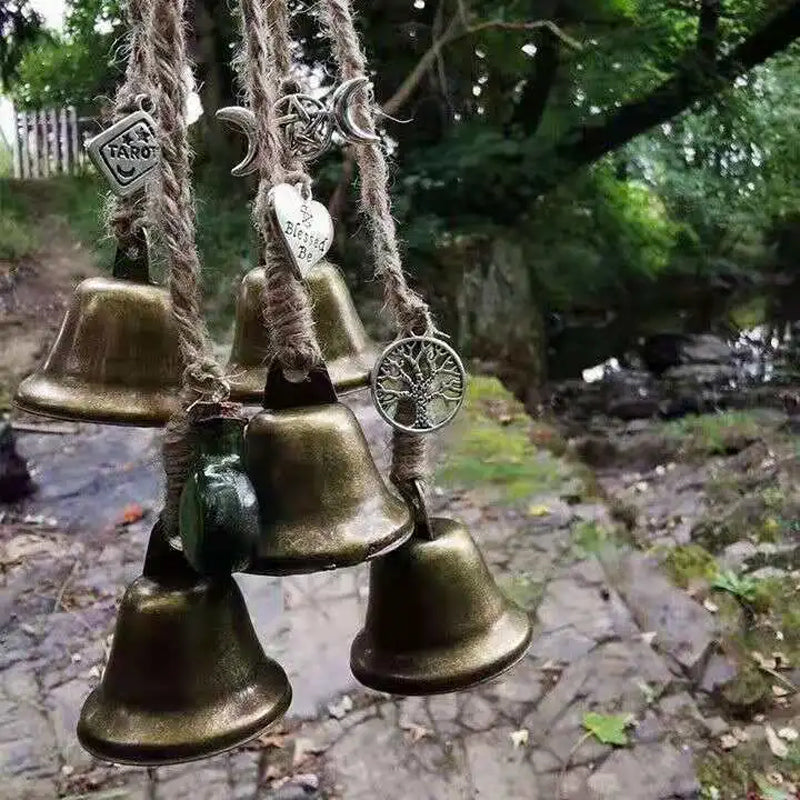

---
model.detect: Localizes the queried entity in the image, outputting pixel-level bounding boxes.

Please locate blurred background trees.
[3,0,800,392]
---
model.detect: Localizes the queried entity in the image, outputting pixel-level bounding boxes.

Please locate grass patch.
[571,520,619,556]
[0,179,39,259]
[660,544,718,589]
[662,411,762,456]
[438,376,570,502]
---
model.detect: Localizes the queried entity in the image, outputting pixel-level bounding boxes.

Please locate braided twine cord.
[319,0,435,486]
[145,0,232,537]
[236,0,323,381]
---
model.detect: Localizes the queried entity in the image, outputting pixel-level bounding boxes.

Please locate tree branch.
[383,17,580,115]
[545,1,800,191]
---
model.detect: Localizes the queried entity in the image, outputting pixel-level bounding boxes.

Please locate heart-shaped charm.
[268,183,334,279]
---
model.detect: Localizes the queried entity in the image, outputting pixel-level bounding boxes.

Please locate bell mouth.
[351,602,532,696]
[14,373,179,427]
[227,349,378,403]
[77,660,292,766]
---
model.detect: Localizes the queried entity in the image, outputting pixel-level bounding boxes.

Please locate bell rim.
[226,352,378,402]
[350,603,532,696]
[243,511,414,575]
[14,372,178,427]
[76,662,292,766]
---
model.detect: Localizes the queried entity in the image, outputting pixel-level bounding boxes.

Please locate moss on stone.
[660,544,718,589]
[438,376,570,503]
[662,412,762,457]
[499,574,544,610]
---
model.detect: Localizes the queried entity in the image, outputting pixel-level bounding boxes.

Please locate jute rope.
[107,0,155,242]
[318,0,434,485]
[147,0,232,537]
[237,0,323,381]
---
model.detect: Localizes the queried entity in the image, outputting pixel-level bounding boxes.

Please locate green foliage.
[712,570,759,604]
[582,712,634,746]
[0,214,38,260]
[661,544,718,589]
[572,520,616,556]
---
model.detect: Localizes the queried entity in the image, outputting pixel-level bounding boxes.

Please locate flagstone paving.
[1,388,723,799]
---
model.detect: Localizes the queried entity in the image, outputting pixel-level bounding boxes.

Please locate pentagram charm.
[272,93,333,162]
[371,337,467,434]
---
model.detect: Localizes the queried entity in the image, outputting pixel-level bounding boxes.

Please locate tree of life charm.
[85,107,159,197]
[371,337,467,434]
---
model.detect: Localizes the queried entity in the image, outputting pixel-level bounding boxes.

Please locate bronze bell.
[14,230,183,426]
[77,523,291,765]
[244,364,412,575]
[350,513,532,695]
[227,261,379,402]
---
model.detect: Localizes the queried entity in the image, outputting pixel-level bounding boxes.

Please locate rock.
[602,551,719,679]
[700,653,738,694]
[641,333,734,375]
[749,566,787,581]
[681,334,735,365]
[603,370,662,420]
[663,363,736,386]
[720,541,758,570]
[0,421,35,503]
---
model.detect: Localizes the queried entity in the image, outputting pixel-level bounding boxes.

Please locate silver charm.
[268,183,334,279]
[371,336,467,434]
[215,76,381,175]
[273,93,333,162]
[216,106,258,177]
[331,77,381,145]
[85,101,159,197]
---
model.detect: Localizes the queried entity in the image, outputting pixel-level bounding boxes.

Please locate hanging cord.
[237,0,323,381]
[107,0,155,242]
[318,0,434,486]
[147,0,232,538]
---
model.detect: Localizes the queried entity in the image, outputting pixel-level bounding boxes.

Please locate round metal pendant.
[371,336,466,434]
[272,93,332,162]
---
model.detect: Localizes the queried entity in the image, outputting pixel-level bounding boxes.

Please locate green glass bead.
[180,416,259,575]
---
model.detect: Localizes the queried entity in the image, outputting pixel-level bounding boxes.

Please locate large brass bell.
[227,261,379,401]
[244,363,412,574]
[77,523,291,765]
[14,230,183,426]
[351,505,532,695]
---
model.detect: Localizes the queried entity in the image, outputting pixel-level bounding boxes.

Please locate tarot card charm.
[85,103,159,197]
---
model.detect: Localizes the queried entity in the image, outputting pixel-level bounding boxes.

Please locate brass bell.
[227,261,378,402]
[77,523,291,765]
[244,364,412,574]
[14,230,183,426]
[350,510,532,695]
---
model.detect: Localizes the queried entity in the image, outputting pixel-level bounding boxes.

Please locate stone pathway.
[1,388,723,800]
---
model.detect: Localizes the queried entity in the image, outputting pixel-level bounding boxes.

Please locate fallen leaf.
[119,504,145,526]
[399,721,431,743]
[719,733,739,751]
[294,774,320,791]
[766,725,789,759]
[732,727,750,743]
[777,727,798,742]
[703,598,719,614]
[528,504,551,518]
[327,695,353,720]
[257,733,285,749]
[293,737,326,766]
[509,729,529,748]
[582,712,634,746]
[772,685,790,698]
[641,631,657,646]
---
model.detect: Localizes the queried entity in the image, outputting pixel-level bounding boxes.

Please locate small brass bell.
[351,501,532,695]
[227,261,378,401]
[244,364,412,574]
[77,523,291,765]
[14,230,183,426]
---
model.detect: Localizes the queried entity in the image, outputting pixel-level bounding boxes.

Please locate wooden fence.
[10,106,96,179]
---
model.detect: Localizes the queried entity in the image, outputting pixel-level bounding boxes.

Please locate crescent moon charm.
[331,77,381,145]
[216,106,258,177]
